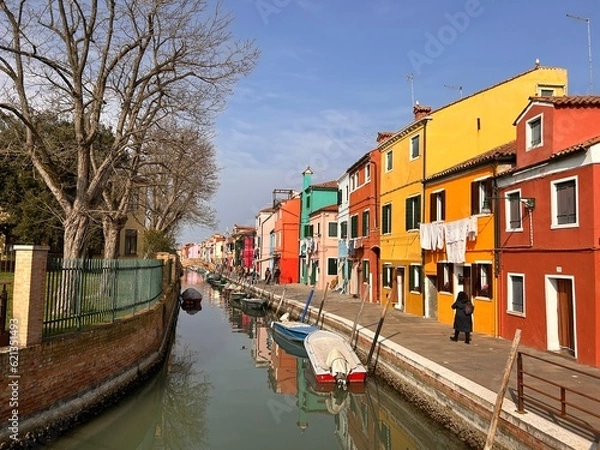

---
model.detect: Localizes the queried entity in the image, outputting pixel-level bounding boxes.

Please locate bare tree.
[141,124,219,240]
[0,0,258,258]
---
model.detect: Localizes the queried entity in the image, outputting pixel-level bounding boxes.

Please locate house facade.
[379,65,568,318]
[496,96,600,367]
[336,172,350,294]
[255,207,276,279]
[348,149,381,303]
[299,168,338,285]
[307,205,339,290]
[273,194,301,284]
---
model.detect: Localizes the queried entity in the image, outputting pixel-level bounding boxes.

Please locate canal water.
[48,271,470,449]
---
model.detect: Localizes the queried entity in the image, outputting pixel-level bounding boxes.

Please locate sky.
[177,0,599,244]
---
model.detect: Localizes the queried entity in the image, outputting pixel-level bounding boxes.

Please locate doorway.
[546,277,576,356]
[394,267,405,311]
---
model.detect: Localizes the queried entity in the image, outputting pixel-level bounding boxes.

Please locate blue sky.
[178,0,598,244]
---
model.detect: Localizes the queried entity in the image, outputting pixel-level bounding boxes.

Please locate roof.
[426,141,516,182]
[528,95,600,106]
[311,180,338,190]
[310,204,338,216]
[346,149,377,174]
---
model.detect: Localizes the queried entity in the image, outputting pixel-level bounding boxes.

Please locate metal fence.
[44,258,164,337]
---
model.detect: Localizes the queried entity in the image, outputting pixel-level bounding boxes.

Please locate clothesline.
[419,216,478,263]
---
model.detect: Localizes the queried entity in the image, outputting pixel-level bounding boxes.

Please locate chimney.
[377,131,394,143]
[413,104,432,120]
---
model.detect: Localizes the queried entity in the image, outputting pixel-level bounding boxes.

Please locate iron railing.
[517,351,600,438]
[44,258,163,337]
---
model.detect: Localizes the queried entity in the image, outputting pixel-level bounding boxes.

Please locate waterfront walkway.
[251,281,600,447]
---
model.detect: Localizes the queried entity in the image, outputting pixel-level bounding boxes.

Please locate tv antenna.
[444,84,463,99]
[407,73,415,106]
[567,14,593,94]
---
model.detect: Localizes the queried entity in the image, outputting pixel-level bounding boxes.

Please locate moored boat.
[271,315,318,343]
[304,330,367,388]
[239,297,268,310]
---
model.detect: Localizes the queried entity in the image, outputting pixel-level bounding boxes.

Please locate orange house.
[347,149,381,303]
[273,194,301,284]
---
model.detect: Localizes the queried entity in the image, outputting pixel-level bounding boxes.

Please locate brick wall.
[0,287,178,438]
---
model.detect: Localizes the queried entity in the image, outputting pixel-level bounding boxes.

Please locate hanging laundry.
[420,223,433,250]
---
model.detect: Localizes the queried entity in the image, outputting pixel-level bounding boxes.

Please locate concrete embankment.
[245,282,595,450]
[0,283,180,448]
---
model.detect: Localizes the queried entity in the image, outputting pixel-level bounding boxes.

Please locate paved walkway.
[251,281,600,445]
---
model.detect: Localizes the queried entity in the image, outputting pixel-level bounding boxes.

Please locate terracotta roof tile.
[426,141,516,181]
[550,134,600,159]
[312,180,338,189]
[530,95,600,106]
[310,204,338,216]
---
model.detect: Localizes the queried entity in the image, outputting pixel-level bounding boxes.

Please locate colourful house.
[255,206,276,278]
[379,65,567,319]
[299,167,338,285]
[336,172,350,293]
[347,148,381,303]
[496,96,600,368]
[423,143,515,336]
[273,192,301,284]
[306,204,339,290]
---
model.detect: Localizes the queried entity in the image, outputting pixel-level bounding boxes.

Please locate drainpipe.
[421,117,432,318]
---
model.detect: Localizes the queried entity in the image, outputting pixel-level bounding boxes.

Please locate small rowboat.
[239,297,268,310]
[271,313,318,343]
[304,330,367,388]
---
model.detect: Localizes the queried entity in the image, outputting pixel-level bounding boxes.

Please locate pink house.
[307,205,339,290]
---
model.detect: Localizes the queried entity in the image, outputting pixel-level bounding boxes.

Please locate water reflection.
[48,274,470,450]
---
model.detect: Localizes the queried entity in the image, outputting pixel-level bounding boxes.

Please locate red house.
[496,96,600,367]
[273,194,301,284]
[347,148,381,303]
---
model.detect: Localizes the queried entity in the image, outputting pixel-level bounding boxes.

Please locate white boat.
[271,312,318,343]
[304,330,367,388]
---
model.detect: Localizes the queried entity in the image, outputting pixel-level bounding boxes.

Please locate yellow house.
[423,143,515,336]
[378,64,567,319]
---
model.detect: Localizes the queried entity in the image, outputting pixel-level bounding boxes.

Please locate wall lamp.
[482,196,536,214]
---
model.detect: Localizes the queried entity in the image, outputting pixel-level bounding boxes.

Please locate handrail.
[516,351,600,436]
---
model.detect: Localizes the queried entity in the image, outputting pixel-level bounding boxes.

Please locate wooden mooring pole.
[350,286,370,345]
[299,287,315,323]
[366,294,392,369]
[275,288,287,317]
[483,329,522,450]
[314,283,329,328]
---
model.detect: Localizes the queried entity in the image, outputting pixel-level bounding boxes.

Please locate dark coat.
[452,297,473,332]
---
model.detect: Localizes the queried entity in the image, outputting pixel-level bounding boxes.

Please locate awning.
[255,255,278,263]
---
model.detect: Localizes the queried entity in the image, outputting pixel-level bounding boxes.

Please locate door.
[557,278,575,355]
[394,267,405,311]
[462,265,472,299]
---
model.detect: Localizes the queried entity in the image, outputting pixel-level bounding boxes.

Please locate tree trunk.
[63,211,90,259]
[103,216,127,260]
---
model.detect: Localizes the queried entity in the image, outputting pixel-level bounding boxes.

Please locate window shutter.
[405,198,411,230]
[415,195,421,227]
[430,193,436,222]
[437,263,443,290]
[337,189,342,205]
[409,266,414,289]
[484,179,494,213]
[470,181,478,215]
[440,191,446,221]
[473,264,481,296]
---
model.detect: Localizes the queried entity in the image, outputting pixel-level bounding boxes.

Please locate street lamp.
[567,13,593,94]
[481,196,536,215]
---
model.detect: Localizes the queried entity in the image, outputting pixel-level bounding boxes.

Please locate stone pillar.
[156,252,170,286]
[13,245,50,347]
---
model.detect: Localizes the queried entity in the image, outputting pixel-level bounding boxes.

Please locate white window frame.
[551,175,579,229]
[382,265,393,288]
[365,164,371,182]
[406,195,420,231]
[385,150,393,172]
[409,264,421,293]
[432,189,445,222]
[507,272,525,316]
[410,134,420,161]
[505,189,523,232]
[526,113,543,150]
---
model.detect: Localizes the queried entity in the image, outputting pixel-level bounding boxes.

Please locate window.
[350,215,359,238]
[337,189,342,205]
[382,266,393,288]
[327,258,337,276]
[365,164,371,181]
[527,115,542,149]
[409,265,421,292]
[304,224,314,238]
[410,134,420,159]
[385,150,393,172]
[507,273,525,314]
[552,177,578,227]
[328,222,337,237]
[362,210,370,237]
[405,195,421,231]
[382,204,392,234]
[540,88,554,96]
[306,194,311,209]
[362,259,370,283]
[128,188,140,212]
[471,178,493,215]
[430,190,445,222]
[124,229,138,255]
[437,262,453,294]
[340,221,348,239]
[505,191,522,231]
[473,263,492,298]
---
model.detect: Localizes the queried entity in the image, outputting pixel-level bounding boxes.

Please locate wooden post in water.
[275,288,287,316]
[350,286,370,346]
[299,287,315,323]
[483,329,522,450]
[366,294,392,370]
[314,283,330,328]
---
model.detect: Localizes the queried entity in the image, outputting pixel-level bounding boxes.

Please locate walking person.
[273,266,281,284]
[450,291,474,344]
[264,267,272,285]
